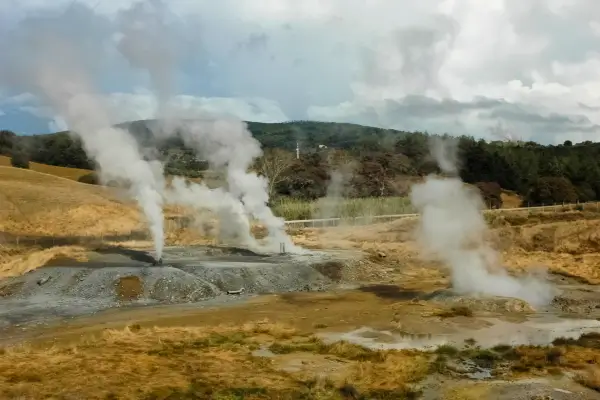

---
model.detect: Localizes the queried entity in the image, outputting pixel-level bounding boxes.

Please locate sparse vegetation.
[273,196,414,220]
[435,306,474,319]
[268,337,387,362]
[0,321,428,400]
[435,345,460,357]
[427,332,600,381]
[576,367,600,392]
[552,332,600,348]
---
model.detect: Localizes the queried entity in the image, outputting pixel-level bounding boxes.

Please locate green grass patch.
[272,196,414,220]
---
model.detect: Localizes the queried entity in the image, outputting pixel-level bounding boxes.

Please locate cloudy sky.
[1,0,600,144]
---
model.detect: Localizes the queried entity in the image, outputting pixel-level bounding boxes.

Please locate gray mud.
[0,245,360,328]
[319,314,600,351]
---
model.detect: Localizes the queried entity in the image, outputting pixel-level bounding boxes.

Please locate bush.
[10,151,30,169]
[0,130,16,155]
[475,182,503,209]
[78,172,100,185]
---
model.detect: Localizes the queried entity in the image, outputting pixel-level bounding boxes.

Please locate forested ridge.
[1,119,599,208]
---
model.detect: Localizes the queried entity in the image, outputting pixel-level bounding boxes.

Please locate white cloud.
[48,116,68,132]
[2,0,600,144]
[10,91,288,127]
[107,92,289,123]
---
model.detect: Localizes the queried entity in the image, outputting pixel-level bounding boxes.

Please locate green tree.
[525,177,578,206]
[0,130,16,155]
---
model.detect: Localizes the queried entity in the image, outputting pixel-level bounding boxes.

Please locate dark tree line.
[2,120,600,207]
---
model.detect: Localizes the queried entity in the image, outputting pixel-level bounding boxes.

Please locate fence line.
[2,201,599,248]
[283,201,600,229]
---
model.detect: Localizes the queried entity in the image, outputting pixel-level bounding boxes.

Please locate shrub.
[475,182,503,209]
[78,172,100,185]
[10,151,30,169]
[525,177,578,206]
[0,130,16,155]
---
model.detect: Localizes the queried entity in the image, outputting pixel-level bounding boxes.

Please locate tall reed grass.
[272,196,415,220]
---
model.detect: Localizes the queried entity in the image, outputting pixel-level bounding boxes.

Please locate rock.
[36,276,51,286]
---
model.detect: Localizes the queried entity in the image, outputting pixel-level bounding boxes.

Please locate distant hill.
[117,119,399,151]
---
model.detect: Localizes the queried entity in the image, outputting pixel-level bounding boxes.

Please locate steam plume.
[2,11,166,259]
[115,0,175,111]
[314,161,354,220]
[409,137,555,306]
[162,117,300,253]
[115,0,300,253]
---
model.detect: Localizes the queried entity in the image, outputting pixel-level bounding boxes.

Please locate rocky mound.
[0,246,359,327]
[424,289,536,313]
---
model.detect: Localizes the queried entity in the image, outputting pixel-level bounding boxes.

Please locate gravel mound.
[0,246,357,327]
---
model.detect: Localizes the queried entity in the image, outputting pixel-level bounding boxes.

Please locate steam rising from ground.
[161,118,299,253]
[314,161,355,220]
[410,138,555,306]
[2,24,166,259]
[114,0,299,253]
[2,0,300,256]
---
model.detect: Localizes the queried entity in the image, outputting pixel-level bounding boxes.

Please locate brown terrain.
[1,161,600,399]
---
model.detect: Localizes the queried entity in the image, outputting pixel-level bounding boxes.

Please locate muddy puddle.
[319,314,600,350]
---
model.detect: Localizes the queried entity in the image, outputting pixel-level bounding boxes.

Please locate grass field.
[0,319,430,399]
[272,189,523,221]
[0,166,142,237]
[273,196,415,220]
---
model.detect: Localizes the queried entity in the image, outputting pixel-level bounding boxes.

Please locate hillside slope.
[0,166,141,237]
[0,155,92,182]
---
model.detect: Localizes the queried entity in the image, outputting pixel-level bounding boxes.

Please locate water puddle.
[319,314,600,350]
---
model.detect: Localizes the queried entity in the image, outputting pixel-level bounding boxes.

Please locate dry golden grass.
[296,208,600,285]
[500,190,522,209]
[0,320,428,400]
[0,155,92,181]
[443,383,491,400]
[495,214,600,284]
[0,165,148,277]
[0,244,88,278]
[0,166,143,237]
[0,163,263,277]
[576,366,600,392]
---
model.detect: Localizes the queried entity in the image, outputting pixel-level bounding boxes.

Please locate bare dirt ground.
[2,166,600,399]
